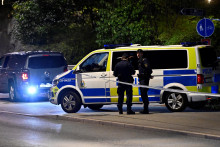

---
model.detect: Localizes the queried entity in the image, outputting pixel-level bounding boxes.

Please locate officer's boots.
[140,104,149,114]
[117,105,123,114]
[127,105,135,115]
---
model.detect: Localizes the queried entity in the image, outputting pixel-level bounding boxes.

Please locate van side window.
[145,50,188,69]
[112,50,187,70]
[112,51,138,71]
[80,52,109,72]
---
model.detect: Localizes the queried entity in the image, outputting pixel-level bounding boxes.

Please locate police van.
[49,43,220,113]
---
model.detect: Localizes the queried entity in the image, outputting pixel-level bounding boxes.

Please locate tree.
[96,0,163,46]
[12,0,99,64]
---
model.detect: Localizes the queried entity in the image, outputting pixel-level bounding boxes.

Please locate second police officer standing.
[114,53,136,115]
[137,49,153,114]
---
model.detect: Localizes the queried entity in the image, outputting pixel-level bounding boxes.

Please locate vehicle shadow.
[0,97,49,103]
[86,104,220,114]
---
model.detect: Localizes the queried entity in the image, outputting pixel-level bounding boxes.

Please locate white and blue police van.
[49,43,220,113]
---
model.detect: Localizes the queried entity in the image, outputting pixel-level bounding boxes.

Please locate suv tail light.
[64,66,68,72]
[22,73,29,81]
[197,74,204,84]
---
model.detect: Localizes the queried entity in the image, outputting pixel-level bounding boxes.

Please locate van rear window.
[28,56,67,69]
[199,47,217,67]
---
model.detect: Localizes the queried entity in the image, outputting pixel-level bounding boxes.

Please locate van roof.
[97,44,210,51]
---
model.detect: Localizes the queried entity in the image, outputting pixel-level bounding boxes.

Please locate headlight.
[52,79,60,86]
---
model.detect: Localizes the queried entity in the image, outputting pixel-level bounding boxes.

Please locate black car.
[0,51,67,101]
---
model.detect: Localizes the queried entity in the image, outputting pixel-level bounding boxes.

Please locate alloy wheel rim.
[167,93,183,110]
[63,94,76,111]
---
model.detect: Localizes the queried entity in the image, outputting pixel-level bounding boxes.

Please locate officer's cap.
[137,49,144,53]
[122,53,129,58]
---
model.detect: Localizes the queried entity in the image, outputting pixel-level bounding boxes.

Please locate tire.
[60,91,82,113]
[87,104,104,110]
[165,92,188,112]
[9,83,17,102]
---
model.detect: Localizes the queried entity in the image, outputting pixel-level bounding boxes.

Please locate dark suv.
[0,51,67,101]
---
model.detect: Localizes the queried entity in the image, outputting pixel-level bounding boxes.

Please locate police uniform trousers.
[117,83,133,108]
[139,79,150,106]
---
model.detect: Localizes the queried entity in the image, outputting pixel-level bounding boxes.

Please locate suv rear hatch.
[198,46,220,93]
[27,54,67,88]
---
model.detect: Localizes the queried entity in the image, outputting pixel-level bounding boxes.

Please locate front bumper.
[48,86,59,105]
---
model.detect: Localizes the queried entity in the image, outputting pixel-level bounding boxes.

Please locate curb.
[40,114,220,140]
[1,111,220,140]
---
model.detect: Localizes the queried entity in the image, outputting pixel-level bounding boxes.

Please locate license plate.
[40,83,52,88]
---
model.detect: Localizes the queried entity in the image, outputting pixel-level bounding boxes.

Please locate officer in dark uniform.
[137,49,152,114]
[114,53,136,114]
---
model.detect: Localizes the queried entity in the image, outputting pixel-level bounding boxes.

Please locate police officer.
[114,53,136,114]
[137,49,152,114]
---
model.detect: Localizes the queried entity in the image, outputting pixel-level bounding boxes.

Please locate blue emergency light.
[104,43,133,49]
[181,41,208,47]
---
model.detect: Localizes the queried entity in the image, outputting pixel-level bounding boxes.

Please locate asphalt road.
[1,112,220,147]
[1,93,220,146]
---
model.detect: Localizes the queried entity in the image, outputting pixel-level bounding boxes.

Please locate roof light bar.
[181,41,208,47]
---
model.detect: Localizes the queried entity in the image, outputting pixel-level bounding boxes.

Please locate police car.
[49,43,220,113]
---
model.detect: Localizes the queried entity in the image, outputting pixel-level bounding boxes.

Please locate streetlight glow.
[2,0,4,5]
[208,0,212,3]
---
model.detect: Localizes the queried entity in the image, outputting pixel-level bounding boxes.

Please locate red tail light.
[22,73,28,81]
[197,74,204,84]
[64,67,68,72]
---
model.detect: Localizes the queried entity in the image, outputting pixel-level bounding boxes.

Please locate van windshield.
[28,56,66,69]
[199,47,217,67]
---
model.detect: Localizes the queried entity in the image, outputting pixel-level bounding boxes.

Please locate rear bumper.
[188,93,220,102]
[17,85,51,99]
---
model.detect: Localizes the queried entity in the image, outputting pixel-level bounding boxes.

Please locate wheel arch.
[56,85,84,105]
[160,83,188,103]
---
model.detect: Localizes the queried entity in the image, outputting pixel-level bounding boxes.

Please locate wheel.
[9,83,17,102]
[87,104,104,110]
[165,92,188,112]
[60,91,82,113]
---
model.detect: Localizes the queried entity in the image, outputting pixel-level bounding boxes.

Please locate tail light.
[64,66,68,72]
[22,73,29,81]
[197,74,204,84]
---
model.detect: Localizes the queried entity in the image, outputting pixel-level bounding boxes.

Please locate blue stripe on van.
[81,88,110,96]
[164,70,196,75]
[214,74,220,82]
[138,88,161,95]
[139,97,160,102]
[148,89,161,95]
[164,76,197,86]
[84,98,111,103]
